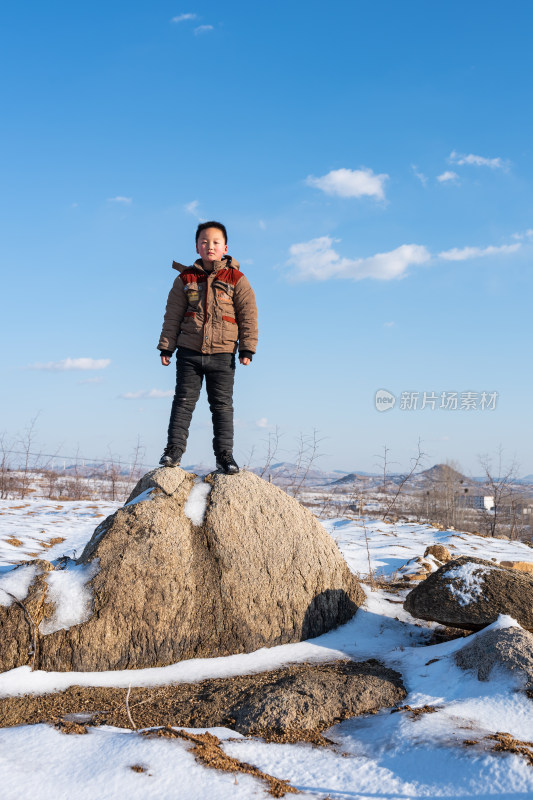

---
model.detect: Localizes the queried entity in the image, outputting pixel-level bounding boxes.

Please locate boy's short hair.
[195,221,228,244]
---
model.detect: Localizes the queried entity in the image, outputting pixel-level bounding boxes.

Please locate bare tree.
[242,444,256,472]
[16,414,41,499]
[428,460,467,529]
[287,429,324,499]
[122,437,146,499]
[478,447,519,538]
[105,451,124,502]
[507,493,531,541]
[258,426,282,479]
[374,445,400,494]
[0,433,16,499]
[381,438,427,520]
[42,468,61,499]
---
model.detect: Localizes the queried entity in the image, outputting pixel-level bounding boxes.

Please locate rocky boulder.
[455,625,533,691]
[423,544,452,563]
[231,659,406,736]
[404,556,533,631]
[0,468,363,672]
[499,560,533,575]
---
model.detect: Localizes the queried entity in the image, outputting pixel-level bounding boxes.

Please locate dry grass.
[391,704,442,719]
[5,537,23,547]
[40,537,66,549]
[252,728,331,746]
[489,732,533,766]
[358,568,404,593]
[143,727,298,797]
[463,732,533,767]
[53,717,88,735]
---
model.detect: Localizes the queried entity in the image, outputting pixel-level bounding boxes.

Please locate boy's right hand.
[160,355,171,366]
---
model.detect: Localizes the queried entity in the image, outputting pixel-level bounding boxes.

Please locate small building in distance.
[457,492,494,511]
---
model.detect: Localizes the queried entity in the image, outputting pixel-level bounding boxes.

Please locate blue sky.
[1,0,532,476]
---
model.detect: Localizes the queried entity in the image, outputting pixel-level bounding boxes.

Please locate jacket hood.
[172,255,241,273]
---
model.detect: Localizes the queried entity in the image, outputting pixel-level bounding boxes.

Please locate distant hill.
[418,464,468,484]
[331,472,367,486]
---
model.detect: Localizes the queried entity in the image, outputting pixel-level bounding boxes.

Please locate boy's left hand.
[239,357,251,365]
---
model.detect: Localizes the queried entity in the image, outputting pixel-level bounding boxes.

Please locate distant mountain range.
[48,460,533,490]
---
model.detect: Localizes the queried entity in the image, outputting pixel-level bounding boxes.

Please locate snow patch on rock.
[39,560,100,634]
[446,562,493,606]
[0,564,39,607]
[125,487,154,507]
[184,481,212,526]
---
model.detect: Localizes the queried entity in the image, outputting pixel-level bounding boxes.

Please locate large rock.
[404,556,533,631]
[232,659,406,735]
[0,468,363,672]
[455,625,533,691]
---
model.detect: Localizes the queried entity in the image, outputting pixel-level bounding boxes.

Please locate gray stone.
[232,659,406,735]
[455,626,533,691]
[404,556,533,632]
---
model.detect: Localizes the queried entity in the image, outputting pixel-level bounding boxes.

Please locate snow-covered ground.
[1,498,532,799]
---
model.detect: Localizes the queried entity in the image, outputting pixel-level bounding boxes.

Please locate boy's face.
[196,227,228,263]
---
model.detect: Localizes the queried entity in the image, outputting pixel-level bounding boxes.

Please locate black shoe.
[159,446,183,467]
[216,452,240,475]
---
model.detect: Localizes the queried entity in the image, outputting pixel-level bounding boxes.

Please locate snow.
[1,497,533,798]
[184,480,212,525]
[124,488,154,507]
[39,560,100,634]
[323,516,532,578]
[0,638,349,698]
[0,498,120,565]
[0,725,261,800]
[0,563,39,606]
[446,561,494,606]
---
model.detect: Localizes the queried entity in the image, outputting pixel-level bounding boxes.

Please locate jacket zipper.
[203,268,209,348]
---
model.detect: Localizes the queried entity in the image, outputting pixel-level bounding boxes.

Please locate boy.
[157,221,258,474]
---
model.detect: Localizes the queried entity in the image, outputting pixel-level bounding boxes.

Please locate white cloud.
[28,358,111,371]
[438,243,521,261]
[194,25,214,35]
[171,13,197,23]
[287,237,430,282]
[512,228,533,240]
[411,164,428,187]
[256,417,269,428]
[120,389,173,399]
[449,150,508,170]
[306,167,388,201]
[437,170,459,183]
[384,321,395,327]
[107,196,132,204]
[258,219,266,230]
[185,200,204,220]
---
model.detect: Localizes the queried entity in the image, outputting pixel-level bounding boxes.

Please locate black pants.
[167,348,236,456]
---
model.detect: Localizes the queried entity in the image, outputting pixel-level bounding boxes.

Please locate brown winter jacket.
[157,256,258,356]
